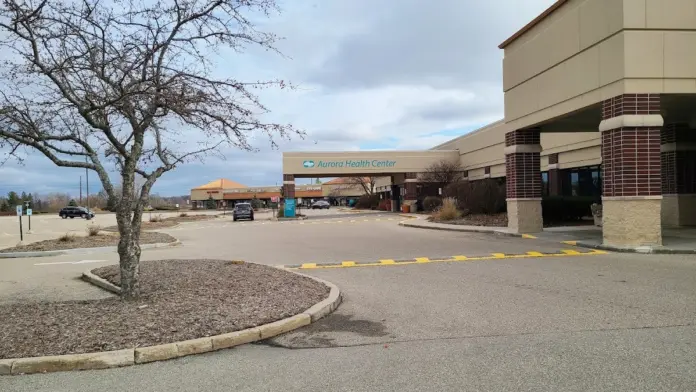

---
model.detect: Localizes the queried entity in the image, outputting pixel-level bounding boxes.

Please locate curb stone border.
[570,240,696,255]
[401,219,696,254]
[0,240,181,259]
[399,220,523,238]
[1,266,341,376]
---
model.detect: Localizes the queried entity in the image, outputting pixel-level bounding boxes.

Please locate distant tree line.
[0,190,189,214]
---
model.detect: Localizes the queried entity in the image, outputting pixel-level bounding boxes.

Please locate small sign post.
[16,205,23,242]
[26,208,32,232]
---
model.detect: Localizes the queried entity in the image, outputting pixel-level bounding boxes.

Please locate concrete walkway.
[400,219,696,254]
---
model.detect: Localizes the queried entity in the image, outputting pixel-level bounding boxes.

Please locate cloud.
[0,0,556,196]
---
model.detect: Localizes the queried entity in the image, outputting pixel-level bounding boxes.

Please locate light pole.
[85,156,90,213]
[24,200,32,233]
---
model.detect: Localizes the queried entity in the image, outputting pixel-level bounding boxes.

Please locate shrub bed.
[422,196,442,212]
[355,194,380,209]
[443,179,506,214]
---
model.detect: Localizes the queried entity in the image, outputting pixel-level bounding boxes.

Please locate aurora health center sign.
[302,159,397,169]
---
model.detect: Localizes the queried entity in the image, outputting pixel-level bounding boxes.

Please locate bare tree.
[418,160,464,187]
[343,177,376,196]
[0,0,301,299]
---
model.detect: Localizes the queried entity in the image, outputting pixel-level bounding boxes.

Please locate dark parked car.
[59,206,95,220]
[233,203,254,221]
[311,200,330,209]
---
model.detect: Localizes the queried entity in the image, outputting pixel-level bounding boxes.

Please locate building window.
[541,172,549,196]
[560,165,602,198]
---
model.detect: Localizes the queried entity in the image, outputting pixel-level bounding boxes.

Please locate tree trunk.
[116,172,142,300]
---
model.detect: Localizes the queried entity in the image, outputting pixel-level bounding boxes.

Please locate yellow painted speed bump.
[562,240,577,246]
[284,248,609,270]
[521,234,537,239]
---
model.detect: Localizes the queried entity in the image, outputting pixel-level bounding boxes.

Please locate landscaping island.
[0,260,329,359]
[0,231,176,253]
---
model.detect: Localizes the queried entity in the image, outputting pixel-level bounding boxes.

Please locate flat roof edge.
[283,149,459,155]
[430,119,507,150]
[498,0,568,49]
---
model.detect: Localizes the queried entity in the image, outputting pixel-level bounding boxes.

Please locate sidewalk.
[400,219,696,254]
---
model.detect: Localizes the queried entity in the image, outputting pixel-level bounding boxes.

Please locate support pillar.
[505,128,543,233]
[390,185,400,212]
[599,94,663,247]
[661,123,696,227]
[404,173,418,212]
[547,153,562,196]
[282,174,296,217]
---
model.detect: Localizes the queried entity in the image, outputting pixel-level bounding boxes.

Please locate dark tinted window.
[236,204,251,210]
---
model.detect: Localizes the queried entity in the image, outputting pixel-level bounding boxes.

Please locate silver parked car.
[233,203,254,221]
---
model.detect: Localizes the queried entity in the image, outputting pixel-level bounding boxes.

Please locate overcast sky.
[0,0,554,197]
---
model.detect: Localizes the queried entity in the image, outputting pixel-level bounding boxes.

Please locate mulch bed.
[431,213,508,227]
[0,232,176,253]
[103,214,217,232]
[430,213,595,228]
[0,259,329,359]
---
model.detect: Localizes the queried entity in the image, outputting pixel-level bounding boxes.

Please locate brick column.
[390,184,400,212]
[547,153,562,196]
[661,123,696,227]
[599,94,663,246]
[505,128,542,233]
[404,172,418,212]
[282,174,295,199]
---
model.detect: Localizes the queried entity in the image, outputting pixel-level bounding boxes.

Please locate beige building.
[282,0,696,248]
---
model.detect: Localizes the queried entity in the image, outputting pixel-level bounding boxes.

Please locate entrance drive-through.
[281,150,459,217]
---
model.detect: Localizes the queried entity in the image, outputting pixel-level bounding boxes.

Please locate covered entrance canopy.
[281,150,460,216]
[283,150,459,177]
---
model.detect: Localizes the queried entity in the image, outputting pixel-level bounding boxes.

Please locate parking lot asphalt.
[2,211,696,391]
[0,210,225,249]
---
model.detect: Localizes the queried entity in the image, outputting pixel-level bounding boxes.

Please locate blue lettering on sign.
[311,160,397,168]
[284,198,296,218]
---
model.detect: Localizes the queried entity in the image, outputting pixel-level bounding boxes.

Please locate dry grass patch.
[58,232,76,242]
[431,198,462,221]
[86,225,102,237]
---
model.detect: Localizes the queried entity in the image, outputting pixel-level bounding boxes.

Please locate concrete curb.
[402,220,696,254]
[1,267,341,376]
[277,216,308,221]
[0,240,181,259]
[572,241,696,255]
[399,220,524,238]
[81,270,122,294]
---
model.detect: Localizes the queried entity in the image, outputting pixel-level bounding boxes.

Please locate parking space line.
[284,249,609,270]
[521,234,537,239]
